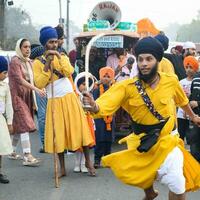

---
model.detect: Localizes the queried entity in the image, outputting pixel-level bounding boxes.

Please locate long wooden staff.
[50,58,59,188]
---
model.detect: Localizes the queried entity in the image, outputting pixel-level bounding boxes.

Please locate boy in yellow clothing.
[33,26,95,177]
[83,37,200,200]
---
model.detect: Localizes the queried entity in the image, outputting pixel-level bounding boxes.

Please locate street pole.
[58,0,63,26]
[0,0,5,49]
[66,0,69,53]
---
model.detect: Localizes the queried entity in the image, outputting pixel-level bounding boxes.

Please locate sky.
[12,0,200,31]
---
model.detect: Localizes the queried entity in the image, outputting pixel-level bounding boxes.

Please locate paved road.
[0,132,199,200]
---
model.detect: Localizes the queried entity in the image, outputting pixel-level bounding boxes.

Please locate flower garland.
[99,84,113,131]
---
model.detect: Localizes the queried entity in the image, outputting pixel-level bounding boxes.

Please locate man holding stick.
[33,26,96,180]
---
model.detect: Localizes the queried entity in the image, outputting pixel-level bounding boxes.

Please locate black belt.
[131,118,175,153]
[132,119,168,135]
[53,69,64,79]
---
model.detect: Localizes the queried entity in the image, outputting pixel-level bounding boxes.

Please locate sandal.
[0,174,9,184]
[23,154,40,167]
[8,152,23,160]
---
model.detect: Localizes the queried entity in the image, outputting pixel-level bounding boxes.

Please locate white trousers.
[157,147,185,194]
[12,132,31,154]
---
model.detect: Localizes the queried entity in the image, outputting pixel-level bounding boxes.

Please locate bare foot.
[59,168,66,178]
[53,173,66,179]
[85,161,96,177]
[53,169,66,179]
[142,190,158,200]
[58,172,66,178]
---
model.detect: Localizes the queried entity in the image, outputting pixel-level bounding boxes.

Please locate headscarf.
[0,56,8,73]
[15,38,32,80]
[39,26,58,46]
[15,38,38,110]
[135,37,164,62]
[99,66,115,80]
[183,56,199,72]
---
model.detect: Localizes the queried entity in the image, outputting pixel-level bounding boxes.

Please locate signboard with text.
[94,35,123,48]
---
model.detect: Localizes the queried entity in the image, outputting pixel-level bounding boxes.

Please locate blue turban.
[0,56,8,73]
[155,34,169,51]
[39,26,58,46]
[135,37,164,62]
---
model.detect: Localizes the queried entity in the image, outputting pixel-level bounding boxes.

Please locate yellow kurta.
[33,55,94,153]
[158,57,175,75]
[93,72,200,191]
[33,54,74,89]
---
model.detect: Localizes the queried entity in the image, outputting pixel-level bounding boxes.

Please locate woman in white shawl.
[8,38,45,166]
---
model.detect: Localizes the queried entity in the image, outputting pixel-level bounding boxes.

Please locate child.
[73,77,95,173]
[93,67,115,168]
[0,56,13,183]
[177,56,199,143]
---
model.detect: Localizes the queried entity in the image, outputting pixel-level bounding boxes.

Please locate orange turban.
[184,56,199,72]
[99,66,115,80]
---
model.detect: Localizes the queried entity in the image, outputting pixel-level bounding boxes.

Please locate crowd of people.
[0,24,200,200]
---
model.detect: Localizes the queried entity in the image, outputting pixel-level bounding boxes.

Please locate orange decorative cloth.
[99,84,113,131]
[86,112,96,147]
[137,18,160,37]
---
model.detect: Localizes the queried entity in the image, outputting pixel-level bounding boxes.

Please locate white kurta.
[0,81,13,155]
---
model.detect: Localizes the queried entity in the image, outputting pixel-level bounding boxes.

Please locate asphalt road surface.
[0,132,199,200]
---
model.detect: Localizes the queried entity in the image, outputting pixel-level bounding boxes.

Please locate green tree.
[163,23,181,41]
[176,10,200,42]
[177,20,200,42]
[4,7,39,50]
[197,10,200,20]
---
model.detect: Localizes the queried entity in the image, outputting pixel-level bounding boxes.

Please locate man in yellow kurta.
[33,26,96,177]
[83,37,200,200]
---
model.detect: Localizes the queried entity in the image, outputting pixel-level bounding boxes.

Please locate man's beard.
[45,45,57,51]
[138,63,158,83]
[185,50,195,57]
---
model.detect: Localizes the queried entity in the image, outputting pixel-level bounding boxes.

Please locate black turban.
[135,37,164,62]
[55,25,64,39]
[77,77,93,88]
[30,45,44,60]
